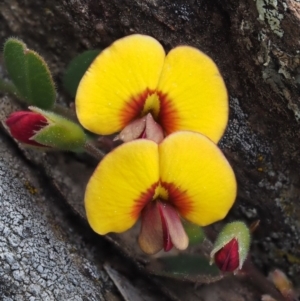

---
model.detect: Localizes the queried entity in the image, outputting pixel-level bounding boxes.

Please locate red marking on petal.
[5,111,48,146]
[119,88,155,127]
[119,89,179,135]
[214,238,239,272]
[131,182,158,219]
[160,181,193,216]
[157,91,179,134]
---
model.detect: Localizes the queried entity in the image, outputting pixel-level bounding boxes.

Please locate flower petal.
[157,46,228,143]
[159,131,236,226]
[138,201,164,254]
[144,113,164,143]
[158,201,188,251]
[5,111,48,146]
[214,238,239,272]
[117,116,146,142]
[76,34,165,135]
[85,139,159,234]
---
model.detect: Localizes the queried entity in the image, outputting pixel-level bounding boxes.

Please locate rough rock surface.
[0,134,114,300]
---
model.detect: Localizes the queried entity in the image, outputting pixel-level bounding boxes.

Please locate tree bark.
[1,0,300,299]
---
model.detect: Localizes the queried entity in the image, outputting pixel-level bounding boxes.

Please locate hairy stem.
[84,141,106,161]
[53,103,77,121]
[0,77,78,122]
[0,78,23,100]
[241,260,286,301]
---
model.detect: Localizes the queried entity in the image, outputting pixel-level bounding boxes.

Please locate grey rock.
[0,134,110,300]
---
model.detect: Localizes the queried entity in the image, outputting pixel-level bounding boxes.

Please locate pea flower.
[5,106,87,151]
[85,131,236,254]
[76,34,228,143]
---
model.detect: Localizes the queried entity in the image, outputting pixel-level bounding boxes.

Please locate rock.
[0,134,114,300]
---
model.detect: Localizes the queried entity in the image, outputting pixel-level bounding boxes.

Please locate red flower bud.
[5,111,48,147]
[214,238,239,272]
[210,221,250,272]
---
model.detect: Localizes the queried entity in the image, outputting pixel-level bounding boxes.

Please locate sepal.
[30,106,87,151]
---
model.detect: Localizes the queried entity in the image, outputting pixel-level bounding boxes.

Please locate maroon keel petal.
[158,202,173,251]
[144,113,164,143]
[5,111,48,146]
[138,201,163,254]
[157,201,189,252]
[139,201,189,254]
[116,116,146,142]
[116,113,164,143]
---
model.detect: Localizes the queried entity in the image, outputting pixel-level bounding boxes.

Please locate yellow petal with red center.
[159,131,236,226]
[157,46,228,143]
[76,34,165,135]
[85,139,159,234]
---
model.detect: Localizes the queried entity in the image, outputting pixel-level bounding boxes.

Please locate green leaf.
[147,254,222,283]
[3,38,56,109]
[183,220,206,246]
[63,49,101,97]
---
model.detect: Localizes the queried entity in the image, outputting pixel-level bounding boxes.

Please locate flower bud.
[214,238,239,272]
[5,106,87,151]
[5,111,49,148]
[210,221,250,272]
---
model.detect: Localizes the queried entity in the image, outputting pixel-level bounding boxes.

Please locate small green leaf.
[3,38,56,109]
[183,220,206,246]
[147,254,222,283]
[63,49,101,97]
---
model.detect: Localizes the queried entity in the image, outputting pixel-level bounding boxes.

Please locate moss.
[24,181,38,195]
[255,0,284,37]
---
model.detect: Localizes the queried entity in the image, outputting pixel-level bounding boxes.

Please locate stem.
[84,141,106,161]
[0,77,78,122]
[241,260,286,301]
[53,103,78,121]
[0,78,23,100]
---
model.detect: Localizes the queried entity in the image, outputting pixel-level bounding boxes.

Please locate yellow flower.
[76,34,228,143]
[85,131,236,254]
